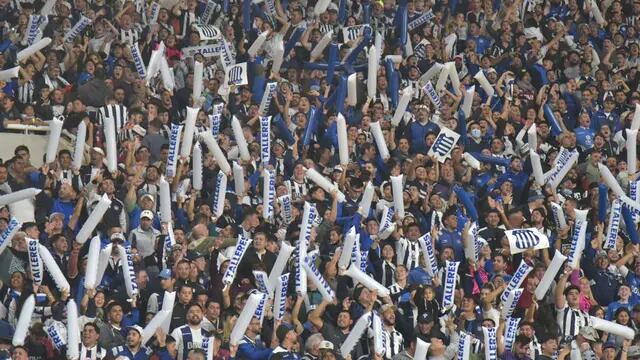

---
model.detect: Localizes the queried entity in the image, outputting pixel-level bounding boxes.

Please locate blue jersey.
[110,345,152,360]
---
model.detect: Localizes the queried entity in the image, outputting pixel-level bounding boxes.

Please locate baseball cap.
[319,341,334,351]
[418,313,434,324]
[527,189,544,202]
[92,147,105,156]
[578,326,598,342]
[48,212,65,221]
[140,210,154,220]
[127,325,144,335]
[187,251,205,261]
[111,232,126,243]
[627,345,640,358]
[603,342,618,351]
[159,269,173,279]
[140,193,155,203]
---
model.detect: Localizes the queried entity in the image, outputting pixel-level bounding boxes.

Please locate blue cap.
[159,269,172,279]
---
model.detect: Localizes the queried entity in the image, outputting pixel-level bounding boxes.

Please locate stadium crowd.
[0,0,639,358]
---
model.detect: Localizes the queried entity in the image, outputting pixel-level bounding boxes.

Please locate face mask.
[471,129,481,138]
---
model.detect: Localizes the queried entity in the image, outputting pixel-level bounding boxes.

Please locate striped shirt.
[80,344,107,360]
[382,327,404,360]
[170,325,210,360]
[99,104,128,140]
[395,238,420,270]
[556,305,590,341]
[286,179,309,202]
[17,80,34,105]
[119,26,141,45]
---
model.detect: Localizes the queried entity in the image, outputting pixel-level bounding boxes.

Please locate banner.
[224,62,248,86]
[428,127,460,162]
[193,24,222,41]
[505,228,549,254]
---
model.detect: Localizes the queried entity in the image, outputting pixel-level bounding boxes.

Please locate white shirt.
[171,324,207,360]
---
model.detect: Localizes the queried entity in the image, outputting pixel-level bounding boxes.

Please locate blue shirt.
[51,199,75,228]
[237,335,273,360]
[407,120,440,153]
[438,228,464,261]
[497,170,528,193]
[110,345,152,360]
[575,126,595,150]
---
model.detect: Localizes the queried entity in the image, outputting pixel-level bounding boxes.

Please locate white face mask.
[471,128,481,138]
